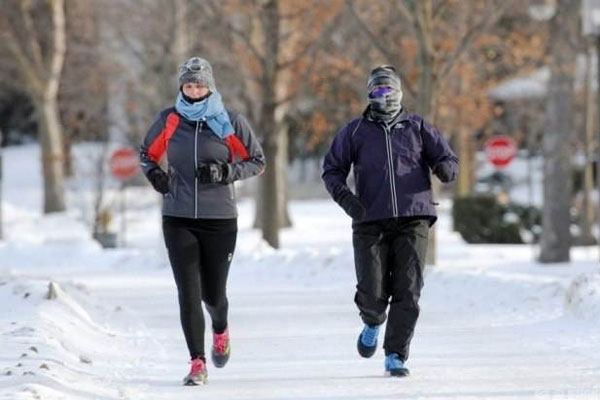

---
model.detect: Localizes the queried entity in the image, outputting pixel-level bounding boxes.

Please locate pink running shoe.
[183,358,207,386]
[211,328,231,368]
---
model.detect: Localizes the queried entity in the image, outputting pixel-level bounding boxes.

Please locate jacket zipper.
[194,120,202,218]
[382,124,399,217]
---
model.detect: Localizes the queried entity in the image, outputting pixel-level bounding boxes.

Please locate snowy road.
[2,144,600,399]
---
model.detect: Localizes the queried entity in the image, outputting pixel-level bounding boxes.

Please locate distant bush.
[453,195,541,244]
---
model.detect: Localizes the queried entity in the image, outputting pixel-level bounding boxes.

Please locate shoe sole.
[211,352,230,368]
[384,369,410,377]
[183,374,208,385]
[183,378,207,386]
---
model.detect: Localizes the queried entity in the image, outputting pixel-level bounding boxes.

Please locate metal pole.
[120,182,126,247]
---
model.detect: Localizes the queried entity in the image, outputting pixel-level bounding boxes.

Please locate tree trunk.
[63,136,73,177]
[36,96,66,213]
[253,122,292,233]
[456,73,473,199]
[418,60,439,264]
[256,0,287,248]
[259,30,280,248]
[539,0,574,263]
[260,118,280,248]
[173,0,189,62]
[2,0,67,213]
[414,1,438,265]
[0,128,3,240]
[580,43,596,245]
[456,126,473,198]
[277,122,292,228]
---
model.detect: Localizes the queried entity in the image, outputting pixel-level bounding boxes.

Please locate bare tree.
[102,0,192,142]
[60,0,111,177]
[539,0,578,263]
[0,0,67,213]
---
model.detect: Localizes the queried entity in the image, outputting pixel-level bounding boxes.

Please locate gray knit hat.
[178,57,216,92]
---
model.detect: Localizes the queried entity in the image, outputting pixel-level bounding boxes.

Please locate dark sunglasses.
[178,64,208,74]
[369,86,395,98]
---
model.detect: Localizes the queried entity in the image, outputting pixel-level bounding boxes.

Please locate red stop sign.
[485,136,517,169]
[110,147,140,181]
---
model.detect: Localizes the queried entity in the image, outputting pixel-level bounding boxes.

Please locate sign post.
[109,147,140,247]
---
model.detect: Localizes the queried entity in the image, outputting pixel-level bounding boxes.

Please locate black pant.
[352,217,430,361]
[162,216,237,360]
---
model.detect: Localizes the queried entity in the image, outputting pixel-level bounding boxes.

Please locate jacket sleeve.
[224,113,265,183]
[322,123,355,205]
[139,112,165,177]
[421,118,459,183]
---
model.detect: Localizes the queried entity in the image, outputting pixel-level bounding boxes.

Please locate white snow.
[487,54,597,101]
[1,143,600,400]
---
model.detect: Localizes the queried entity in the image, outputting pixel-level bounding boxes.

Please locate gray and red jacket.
[140,107,265,219]
[322,108,458,223]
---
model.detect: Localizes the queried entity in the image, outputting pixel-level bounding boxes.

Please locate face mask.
[368,85,403,117]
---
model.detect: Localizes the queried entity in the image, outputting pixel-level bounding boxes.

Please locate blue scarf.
[175,91,234,138]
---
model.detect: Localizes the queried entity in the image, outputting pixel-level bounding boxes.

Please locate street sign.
[485,136,517,169]
[109,147,140,181]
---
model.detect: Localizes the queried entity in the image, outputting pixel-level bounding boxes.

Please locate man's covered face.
[367,65,403,118]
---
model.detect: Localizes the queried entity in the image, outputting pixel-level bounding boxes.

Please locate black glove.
[147,167,169,194]
[196,162,229,184]
[339,193,366,221]
[432,161,455,183]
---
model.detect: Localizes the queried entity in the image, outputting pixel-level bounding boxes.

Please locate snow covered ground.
[1,144,600,400]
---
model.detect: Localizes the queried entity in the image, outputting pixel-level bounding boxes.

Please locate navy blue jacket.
[322,109,458,223]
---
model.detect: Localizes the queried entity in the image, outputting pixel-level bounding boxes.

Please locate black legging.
[162,216,237,361]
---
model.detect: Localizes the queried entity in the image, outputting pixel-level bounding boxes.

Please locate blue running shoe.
[357,324,379,358]
[385,353,409,377]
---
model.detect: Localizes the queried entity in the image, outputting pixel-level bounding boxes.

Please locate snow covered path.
[1,144,600,399]
[75,259,600,400]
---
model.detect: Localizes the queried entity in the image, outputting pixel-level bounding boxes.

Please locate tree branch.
[46,0,66,98]
[230,24,266,66]
[1,28,44,94]
[437,0,514,83]
[277,9,344,71]
[432,0,451,21]
[392,0,415,23]
[345,0,416,98]
[20,0,45,76]
[274,89,298,108]
[414,0,435,57]
[0,70,25,92]
[279,6,309,21]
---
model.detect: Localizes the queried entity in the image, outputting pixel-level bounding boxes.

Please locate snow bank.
[0,276,150,399]
[565,270,600,319]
